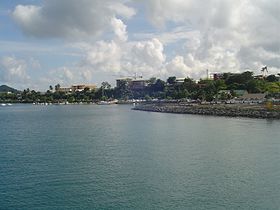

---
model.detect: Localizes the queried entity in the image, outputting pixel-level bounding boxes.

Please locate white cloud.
[50,67,75,84]
[165,56,192,78]
[12,0,135,40]
[131,38,165,68]
[40,66,82,88]
[82,40,122,73]
[108,1,136,19]
[0,56,30,84]
[111,17,128,42]
[140,0,280,76]
[77,38,166,80]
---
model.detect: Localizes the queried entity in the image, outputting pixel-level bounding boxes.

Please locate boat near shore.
[1,103,12,106]
[97,99,118,105]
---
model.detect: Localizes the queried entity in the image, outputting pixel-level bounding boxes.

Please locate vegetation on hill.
[0,85,19,93]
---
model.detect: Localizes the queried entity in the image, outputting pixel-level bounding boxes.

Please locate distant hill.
[0,85,20,93]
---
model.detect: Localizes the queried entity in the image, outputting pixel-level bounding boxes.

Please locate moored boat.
[97,99,118,105]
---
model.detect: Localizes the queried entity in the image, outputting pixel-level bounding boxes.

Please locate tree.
[246,80,265,93]
[167,76,176,85]
[226,71,253,86]
[144,95,152,101]
[151,79,166,92]
[241,71,254,82]
[55,84,61,91]
[266,75,278,82]
[265,82,280,93]
[67,96,75,103]
[214,79,227,91]
[114,80,132,99]
[177,89,189,99]
[182,78,196,92]
[219,91,232,100]
[49,85,53,91]
[149,77,157,84]
[101,81,111,89]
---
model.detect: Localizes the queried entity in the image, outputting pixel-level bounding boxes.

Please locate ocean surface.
[0,104,279,209]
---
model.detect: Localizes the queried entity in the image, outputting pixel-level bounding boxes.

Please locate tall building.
[116,78,149,90]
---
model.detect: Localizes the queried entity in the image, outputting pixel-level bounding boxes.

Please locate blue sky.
[0,0,279,91]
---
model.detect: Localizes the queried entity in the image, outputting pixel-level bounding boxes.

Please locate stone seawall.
[133,103,280,119]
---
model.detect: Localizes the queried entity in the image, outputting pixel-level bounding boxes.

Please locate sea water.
[0,104,279,209]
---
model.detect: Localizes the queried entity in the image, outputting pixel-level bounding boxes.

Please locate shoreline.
[133,103,280,119]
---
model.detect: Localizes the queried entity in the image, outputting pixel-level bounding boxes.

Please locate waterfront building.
[213,73,224,80]
[57,84,97,93]
[58,87,73,93]
[116,78,133,88]
[71,84,97,92]
[175,78,188,84]
[130,79,149,90]
[116,78,149,90]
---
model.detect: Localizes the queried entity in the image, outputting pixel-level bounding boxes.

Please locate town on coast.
[1,70,280,118]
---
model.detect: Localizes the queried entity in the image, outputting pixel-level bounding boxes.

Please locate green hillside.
[0,85,19,93]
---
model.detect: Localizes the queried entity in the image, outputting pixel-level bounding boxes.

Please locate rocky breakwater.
[133,103,280,119]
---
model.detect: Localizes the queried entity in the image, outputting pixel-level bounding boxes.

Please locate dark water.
[0,104,279,209]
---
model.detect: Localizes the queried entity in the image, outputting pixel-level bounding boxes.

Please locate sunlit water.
[0,104,279,209]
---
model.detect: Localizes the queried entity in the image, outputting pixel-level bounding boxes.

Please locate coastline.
[133,102,280,119]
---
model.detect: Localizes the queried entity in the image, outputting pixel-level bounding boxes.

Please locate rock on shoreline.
[133,103,280,119]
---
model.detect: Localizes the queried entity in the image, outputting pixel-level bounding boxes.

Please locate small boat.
[97,101,111,105]
[1,103,7,106]
[97,100,118,105]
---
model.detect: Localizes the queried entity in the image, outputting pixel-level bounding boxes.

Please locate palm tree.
[54,84,61,91]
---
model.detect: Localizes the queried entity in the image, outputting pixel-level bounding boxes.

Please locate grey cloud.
[267,58,280,69]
